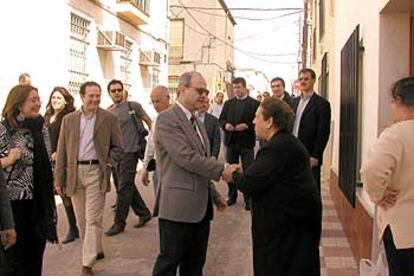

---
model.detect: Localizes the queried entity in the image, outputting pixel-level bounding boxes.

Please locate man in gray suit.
[152,71,236,276]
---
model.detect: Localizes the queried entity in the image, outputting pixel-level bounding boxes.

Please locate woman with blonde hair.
[0,85,57,276]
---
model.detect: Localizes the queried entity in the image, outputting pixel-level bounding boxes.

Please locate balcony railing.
[168,45,183,63]
[116,0,150,25]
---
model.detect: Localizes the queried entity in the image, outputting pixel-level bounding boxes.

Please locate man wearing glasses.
[291,68,331,192]
[105,79,153,236]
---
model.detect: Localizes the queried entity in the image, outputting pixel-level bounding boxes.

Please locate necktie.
[190,116,205,150]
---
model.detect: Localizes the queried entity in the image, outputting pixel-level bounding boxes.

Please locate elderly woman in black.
[44,86,79,244]
[0,85,57,276]
[224,97,322,276]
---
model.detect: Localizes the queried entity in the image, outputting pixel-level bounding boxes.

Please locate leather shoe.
[105,224,125,236]
[134,214,152,228]
[96,252,105,260]
[226,198,236,206]
[80,266,93,276]
[61,230,79,244]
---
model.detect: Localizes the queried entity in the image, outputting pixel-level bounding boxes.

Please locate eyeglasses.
[110,88,123,93]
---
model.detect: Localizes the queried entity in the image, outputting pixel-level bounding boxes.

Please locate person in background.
[256,94,263,102]
[0,85,58,276]
[196,98,221,159]
[18,73,31,86]
[44,86,79,244]
[291,68,331,191]
[208,92,224,119]
[224,97,322,276]
[54,81,123,276]
[219,77,260,210]
[361,77,414,276]
[262,91,270,99]
[142,85,171,195]
[270,77,292,104]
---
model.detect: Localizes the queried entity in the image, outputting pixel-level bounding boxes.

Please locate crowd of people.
[0,70,412,276]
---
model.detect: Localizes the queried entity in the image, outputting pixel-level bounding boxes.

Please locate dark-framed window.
[319,0,325,39]
[339,25,361,207]
[320,52,329,99]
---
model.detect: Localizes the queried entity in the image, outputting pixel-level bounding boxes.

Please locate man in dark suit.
[152,71,236,276]
[270,77,292,104]
[291,68,331,191]
[196,99,221,159]
[219,77,260,210]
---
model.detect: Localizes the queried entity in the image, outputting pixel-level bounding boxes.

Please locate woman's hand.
[51,152,57,162]
[378,187,399,209]
[8,147,22,164]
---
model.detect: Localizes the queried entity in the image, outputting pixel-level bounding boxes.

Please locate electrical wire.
[170,5,303,12]
[185,8,302,21]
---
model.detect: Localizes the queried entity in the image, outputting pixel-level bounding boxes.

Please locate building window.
[312,28,317,61]
[120,40,133,91]
[169,19,184,63]
[152,68,160,87]
[69,13,90,95]
[320,52,329,99]
[168,75,179,102]
[339,25,361,207]
[319,0,325,39]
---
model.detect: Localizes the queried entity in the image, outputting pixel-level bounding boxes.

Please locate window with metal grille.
[339,25,361,207]
[120,40,133,91]
[169,19,184,63]
[69,13,90,95]
[168,75,179,103]
[152,68,160,87]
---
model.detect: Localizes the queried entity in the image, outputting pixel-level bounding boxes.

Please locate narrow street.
[43,168,357,276]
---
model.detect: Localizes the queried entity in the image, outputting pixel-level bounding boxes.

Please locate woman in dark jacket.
[44,86,78,244]
[224,97,322,276]
[0,85,58,276]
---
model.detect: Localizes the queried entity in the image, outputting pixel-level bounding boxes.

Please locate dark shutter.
[339,25,360,207]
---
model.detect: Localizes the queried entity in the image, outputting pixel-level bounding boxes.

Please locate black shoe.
[105,224,125,236]
[226,198,236,206]
[134,214,152,228]
[61,230,79,244]
[96,252,105,260]
[244,202,251,211]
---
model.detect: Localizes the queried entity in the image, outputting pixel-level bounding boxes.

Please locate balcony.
[116,0,150,26]
[168,45,183,63]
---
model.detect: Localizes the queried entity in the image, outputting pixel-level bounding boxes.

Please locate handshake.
[222,163,242,183]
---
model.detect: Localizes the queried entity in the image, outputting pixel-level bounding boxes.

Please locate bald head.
[151,85,170,113]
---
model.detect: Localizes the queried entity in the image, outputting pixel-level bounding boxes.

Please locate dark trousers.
[383,226,414,276]
[153,218,210,276]
[112,152,151,226]
[0,200,46,276]
[312,165,321,192]
[61,195,78,236]
[226,145,254,203]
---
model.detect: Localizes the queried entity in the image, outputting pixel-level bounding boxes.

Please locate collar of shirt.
[176,101,193,121]
[300,91,314,100]
[235,95,248,100]
[195,111,206,122]
[80,106,96,119]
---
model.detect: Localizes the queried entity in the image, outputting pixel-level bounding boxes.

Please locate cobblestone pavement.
[43,170,357,276]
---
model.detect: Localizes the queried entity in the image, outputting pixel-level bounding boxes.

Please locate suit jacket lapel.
[173,105,205,156]
[302,93,318,117]
[94,108,106,136]
[73,111,81,156]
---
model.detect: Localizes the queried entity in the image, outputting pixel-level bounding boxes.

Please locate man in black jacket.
[291,68,331,191]
[270,77,292,104]
[219,77,260,210]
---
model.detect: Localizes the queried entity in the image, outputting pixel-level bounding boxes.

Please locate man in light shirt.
[55,81,123,276]
[208,92,224,118]
[291,68,331,191]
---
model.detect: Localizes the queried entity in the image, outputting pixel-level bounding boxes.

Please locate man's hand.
[141,170,150,186]
[222,164,240,183]
[55,186,65,197]
[1,228,17,249]
[234,123,248,131]
[225,123,235,132]
[378,187,399,210]
[51,152,57,162]
[310,157,319,168]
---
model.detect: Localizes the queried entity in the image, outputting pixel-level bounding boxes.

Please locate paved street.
[43,170,253,276]
[43,168,357,276]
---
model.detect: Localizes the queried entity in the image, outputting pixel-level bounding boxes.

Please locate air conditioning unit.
[97,30,126,51]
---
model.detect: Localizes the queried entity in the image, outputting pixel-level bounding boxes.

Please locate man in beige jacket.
[55,81,123,276]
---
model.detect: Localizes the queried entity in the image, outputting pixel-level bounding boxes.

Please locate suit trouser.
[112,152,151,226]
[312,165,321,192]
[71,164,105,267]
[226,145,254,202]
[0,200,46,276]
[153,218,210,276]
[383,226,414,276]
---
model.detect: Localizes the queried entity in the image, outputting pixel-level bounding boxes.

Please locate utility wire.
[170,5,303,12]
[186,8,302,21]
[173,1,299,64]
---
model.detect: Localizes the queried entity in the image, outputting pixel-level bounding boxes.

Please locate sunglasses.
[110,88,123,93]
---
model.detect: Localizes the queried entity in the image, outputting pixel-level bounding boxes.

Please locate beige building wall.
[0,0,168,114]
[168,0,235,99]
